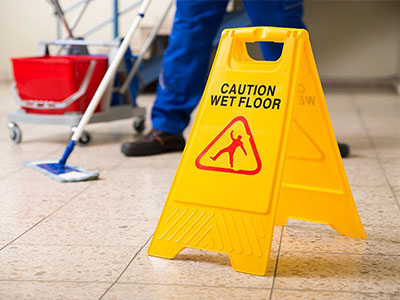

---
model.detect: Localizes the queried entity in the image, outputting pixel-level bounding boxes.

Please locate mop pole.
[59,0,152,165]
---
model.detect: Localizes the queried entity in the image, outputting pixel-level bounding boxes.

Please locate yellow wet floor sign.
[148,27,366,276]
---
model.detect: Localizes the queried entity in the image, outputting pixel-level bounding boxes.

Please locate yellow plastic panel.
[148,27,366,276]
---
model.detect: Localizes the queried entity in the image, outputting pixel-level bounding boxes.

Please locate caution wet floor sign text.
[148,27,366,275]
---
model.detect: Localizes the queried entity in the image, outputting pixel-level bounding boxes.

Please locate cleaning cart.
[7,0,170,145]
[9,39,145,144]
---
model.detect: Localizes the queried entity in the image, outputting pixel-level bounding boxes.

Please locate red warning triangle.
[195,116,262,175]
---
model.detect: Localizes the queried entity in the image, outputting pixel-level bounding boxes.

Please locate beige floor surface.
[0,82,399,300]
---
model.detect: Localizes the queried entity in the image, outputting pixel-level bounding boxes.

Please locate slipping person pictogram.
[196,116,262,175]
[210,130,247,168]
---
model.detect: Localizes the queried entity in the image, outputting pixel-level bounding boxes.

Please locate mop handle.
[71,0,152,142]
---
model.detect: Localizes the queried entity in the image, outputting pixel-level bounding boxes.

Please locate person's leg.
[242,1,349,158]
[122,0,228,156]
[243,0,305,61]
[229,153,234,168]
[152,0,229,134]
[211,148,229,161]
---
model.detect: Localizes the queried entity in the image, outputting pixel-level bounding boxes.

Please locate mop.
[25,0,152,182]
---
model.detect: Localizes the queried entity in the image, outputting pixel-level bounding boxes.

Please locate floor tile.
[0,140,60,166]
[274,252,400,294]
[1,85,400,299]
[351,185,397,205]
[0,162,24,180]
[271,289,399,300]
[370,137,400,159]
[342,158,387,187]
[356,201,400,227]
[360,115,400,140]
[103,283,270,300]
[392,186,400,207]
[0,217,41,249]
[65,144,123,173]
[352,93,400,139]
[119,235,281,289]
[14,216,155,247]
[54,165,177,221]
[0,175,91,196]
[55,189,166,221]
[280,223,400,256]
[0,193,72,219]
[0,281,109,300]
[0,245,137,282]
[0,179,90,218]
[380,158,400,188]
[329,108,368,141]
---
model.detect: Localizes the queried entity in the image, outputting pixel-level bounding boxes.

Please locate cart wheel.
[133,117,145,133]
[78,131,91,145]
[71,127,91,145]
[8,122,22,144]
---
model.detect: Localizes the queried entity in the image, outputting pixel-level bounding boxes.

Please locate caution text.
[210,83,282,110]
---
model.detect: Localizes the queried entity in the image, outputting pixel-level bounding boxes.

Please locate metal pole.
[70,0,151,143]
[113,0,119,38]
[51,0,74,38]
[82,2,141,38]
[120,0,172,94]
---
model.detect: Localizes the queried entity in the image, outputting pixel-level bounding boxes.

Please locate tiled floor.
[0,82,399,300]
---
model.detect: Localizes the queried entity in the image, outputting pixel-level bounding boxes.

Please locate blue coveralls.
[152,0,306,134]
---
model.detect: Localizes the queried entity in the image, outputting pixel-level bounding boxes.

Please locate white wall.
[304,1,400,80]
[0,0,148,80]
[1,0,399,82]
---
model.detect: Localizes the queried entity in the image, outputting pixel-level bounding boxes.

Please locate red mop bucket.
[11,55,107,115]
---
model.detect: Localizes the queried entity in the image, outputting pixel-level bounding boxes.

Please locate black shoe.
[338,142,350,158]
[121,129,185,157]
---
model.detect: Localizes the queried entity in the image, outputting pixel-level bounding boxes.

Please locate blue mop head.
[24,160,99,183]
[24,140,99,182]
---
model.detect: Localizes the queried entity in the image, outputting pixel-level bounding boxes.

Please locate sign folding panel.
[148,27,366,276]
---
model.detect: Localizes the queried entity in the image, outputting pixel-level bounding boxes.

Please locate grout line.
[0,187,91,252]
[0,151,137,252]
[277,250,400,257]
[271,287,400,297]
[0,216,160,222]
[268,226,284,300]
[8,243,153,248]
[0,279,398,297]
[111,282,400,297]
[98,235,153,300]
[350,93,400,211]
[102,282,270,291]
[0,279,114,284]
[0,218,46,251]
[0,157,125,251]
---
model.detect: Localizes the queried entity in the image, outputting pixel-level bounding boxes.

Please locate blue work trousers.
[152,0,306,134]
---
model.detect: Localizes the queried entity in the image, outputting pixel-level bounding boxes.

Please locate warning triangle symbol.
[195,116,262,175]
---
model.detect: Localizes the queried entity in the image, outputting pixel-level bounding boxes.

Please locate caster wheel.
[78,131,91,145]
[133,117,145,133]
[8,122,22,144]
[71,127,91,145]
